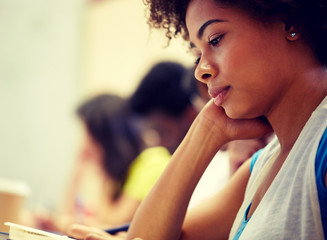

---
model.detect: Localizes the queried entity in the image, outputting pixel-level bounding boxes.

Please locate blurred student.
[129,61,200,154]
[37,93,170,232]
[129,61,224,208]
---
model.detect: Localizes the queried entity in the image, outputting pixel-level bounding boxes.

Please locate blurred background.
[0,0,193,212]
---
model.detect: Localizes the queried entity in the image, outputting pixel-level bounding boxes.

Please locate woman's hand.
[197,100,273,145]
[66,224,128,240]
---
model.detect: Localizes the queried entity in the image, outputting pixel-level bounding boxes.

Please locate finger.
[85,233,108,240]
[241,116,273,138]
[66,224,87,239]
[115,232,127,237]
[85,233,124,240]
[67,224,109,239]
[200,101,273,142]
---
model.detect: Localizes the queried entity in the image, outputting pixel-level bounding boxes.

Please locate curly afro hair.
[144,0,327,65]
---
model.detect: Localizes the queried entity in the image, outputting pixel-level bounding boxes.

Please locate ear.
[285,26,300,41]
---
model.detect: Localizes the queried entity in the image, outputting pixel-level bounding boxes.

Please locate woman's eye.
[209,34,224,47]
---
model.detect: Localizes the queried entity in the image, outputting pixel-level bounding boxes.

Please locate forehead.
[185,0,251,39]
[186,0,223,27]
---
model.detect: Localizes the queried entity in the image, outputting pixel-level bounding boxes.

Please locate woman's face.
[186,0,294,119]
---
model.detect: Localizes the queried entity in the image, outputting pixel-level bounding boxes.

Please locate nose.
[194,57,218,83]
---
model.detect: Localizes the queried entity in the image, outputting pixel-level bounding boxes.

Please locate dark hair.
[144,0,327,65]
[77,94,144,197]
[129,61,196,117]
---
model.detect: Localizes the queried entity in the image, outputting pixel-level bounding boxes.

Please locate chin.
[225,107,254,120]
[224,106,242,119]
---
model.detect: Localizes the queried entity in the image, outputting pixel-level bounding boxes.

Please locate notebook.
[4,223,74,240]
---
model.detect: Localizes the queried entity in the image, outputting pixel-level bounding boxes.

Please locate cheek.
[220,50,271,118]
[219,39,253,79]
[222,41,275,92]
[217,36,287,118]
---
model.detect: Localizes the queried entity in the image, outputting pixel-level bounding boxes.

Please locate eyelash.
[194,34,225,65]
[209,34,224,47]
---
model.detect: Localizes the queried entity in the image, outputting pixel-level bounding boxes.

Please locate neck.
[267,65,327,154]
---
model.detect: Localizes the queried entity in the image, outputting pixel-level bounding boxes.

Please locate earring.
[290,31,296,38]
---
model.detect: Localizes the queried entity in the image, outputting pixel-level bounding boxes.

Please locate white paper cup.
[0,178,30,232]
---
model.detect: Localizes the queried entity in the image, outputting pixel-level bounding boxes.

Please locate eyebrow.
[197,19,227,39]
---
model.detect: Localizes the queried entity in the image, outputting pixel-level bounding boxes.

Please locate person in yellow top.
[33,94,170,233]
[123,146,171,201]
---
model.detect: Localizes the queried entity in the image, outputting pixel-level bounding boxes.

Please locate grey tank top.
[229,96,327,239]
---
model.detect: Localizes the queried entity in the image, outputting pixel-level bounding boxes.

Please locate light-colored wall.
[0,0,84,209]
[0,0,193,211]
[81,0,193,99]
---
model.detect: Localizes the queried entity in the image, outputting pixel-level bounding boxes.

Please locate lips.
[209,86,230,106]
